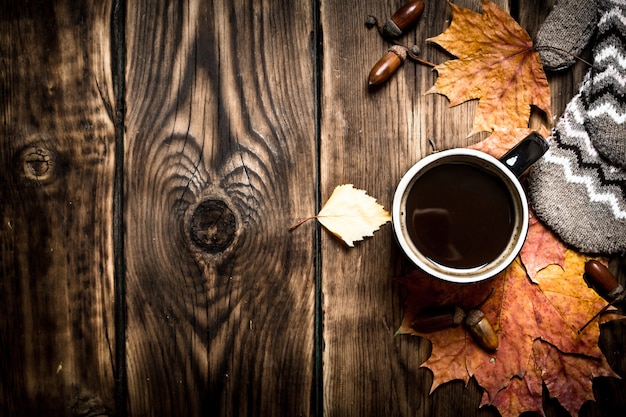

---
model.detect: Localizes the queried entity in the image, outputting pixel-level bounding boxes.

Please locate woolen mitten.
[536,0,626,167]
[582,0,626,168]
[528,0,626,254]
[535,0,598,71]
[528,74,626,254]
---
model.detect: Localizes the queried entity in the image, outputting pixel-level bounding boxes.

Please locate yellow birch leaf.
[317,184,391,247]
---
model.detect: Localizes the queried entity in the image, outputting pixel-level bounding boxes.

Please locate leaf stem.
[471,288,495,310]
[578,293,625,334]
[289,216,318,231]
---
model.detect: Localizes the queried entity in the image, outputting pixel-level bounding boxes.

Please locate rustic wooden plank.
[0,1,117,416]
[319,1,485,415]
[124,0,317,415]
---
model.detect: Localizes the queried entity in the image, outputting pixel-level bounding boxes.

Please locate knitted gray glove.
[583,0,626,168]
[535,0,598,71]
[528,0,626,254]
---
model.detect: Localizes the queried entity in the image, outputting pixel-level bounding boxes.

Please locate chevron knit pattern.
[582,0,626,168]
[528,73,626,254]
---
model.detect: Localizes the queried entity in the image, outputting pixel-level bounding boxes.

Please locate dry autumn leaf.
[468,127,551,159]
[291,184,391,247]
[396,253,617,417]
[519,211,567,281]
[427,0,551,136]
[396,131,621,416]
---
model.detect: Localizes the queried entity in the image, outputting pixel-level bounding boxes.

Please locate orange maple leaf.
[519,212,567,280]
[468,127,551,159]
[397,254,617,417]
[427,0,551,136]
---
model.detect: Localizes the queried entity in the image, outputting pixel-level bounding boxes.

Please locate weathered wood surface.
[123,0,317,415]
[0,0,117,415]
[1,0,625,416]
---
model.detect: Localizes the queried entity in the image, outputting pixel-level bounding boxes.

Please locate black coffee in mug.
[393,133,548,282]
[404,161,516,269]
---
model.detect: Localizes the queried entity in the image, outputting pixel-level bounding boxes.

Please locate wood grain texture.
[0,1,117,416]
[124,0,317,415]
[320,1,626,416]
[319,1,493,416]
[2,0,626,416]
[319,1,475,415]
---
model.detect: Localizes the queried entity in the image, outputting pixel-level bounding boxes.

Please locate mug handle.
[499,132,549,178]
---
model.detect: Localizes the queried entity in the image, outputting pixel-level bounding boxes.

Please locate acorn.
[465,309,498,351]
[584,260,624,301]
[368,45,407,86]
[383,1,425,38]
[579,260,625,334]
[411,305,466,333]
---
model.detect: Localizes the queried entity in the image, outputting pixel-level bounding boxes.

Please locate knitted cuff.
[535,0,599,71]
[528,73,626,254]
[582,0,626,168]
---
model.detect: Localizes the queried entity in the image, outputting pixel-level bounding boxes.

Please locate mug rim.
[392,148,529,283]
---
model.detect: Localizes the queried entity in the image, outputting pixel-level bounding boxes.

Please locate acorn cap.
[465,309,485,327]
[388,45,407,62]
[382,19,403,38]
[452,306,467,325]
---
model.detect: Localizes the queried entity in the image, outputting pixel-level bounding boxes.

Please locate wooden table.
[1,0,625,416]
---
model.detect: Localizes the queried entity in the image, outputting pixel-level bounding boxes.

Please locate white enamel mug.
[392,133,548,283]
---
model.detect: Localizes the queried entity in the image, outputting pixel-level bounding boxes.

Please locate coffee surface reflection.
[405,162,515,269]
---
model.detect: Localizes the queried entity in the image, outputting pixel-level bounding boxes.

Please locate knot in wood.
[21,146,56,183]
[189,199,237,253]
